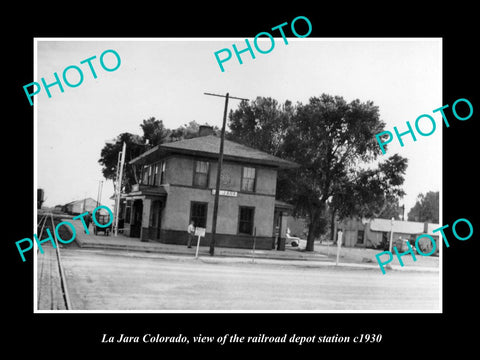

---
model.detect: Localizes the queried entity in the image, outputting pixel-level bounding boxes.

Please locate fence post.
[336,230,343,266]
[252,227,257,263]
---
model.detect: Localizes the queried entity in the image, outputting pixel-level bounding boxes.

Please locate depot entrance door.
[151,200,163,240]
[130,199,143,238]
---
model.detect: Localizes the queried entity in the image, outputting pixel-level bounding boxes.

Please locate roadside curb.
[67,218,439,273]
[72,238,439,273]
[74,239,327,262]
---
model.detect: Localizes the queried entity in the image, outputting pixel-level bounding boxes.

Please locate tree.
[228,96,296,220]
[98,118,219,193]
[329,154,407,246]
[99,117,169,193]
[229,94,402,251]
[407,191,439,223]
[280,94,391,251]
[227,96,294,155]
[98,132,146,193]
[377,199,404,220]
[140,117,170,147]
[333,154,408,221]
[170,120,220,142]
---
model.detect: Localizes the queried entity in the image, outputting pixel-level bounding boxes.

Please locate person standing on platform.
[187,220,195,248]
[84,212,92,233]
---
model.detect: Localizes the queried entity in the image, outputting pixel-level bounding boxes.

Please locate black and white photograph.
[34,38,442,312]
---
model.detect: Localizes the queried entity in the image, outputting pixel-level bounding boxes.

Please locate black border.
[6,5,478,355]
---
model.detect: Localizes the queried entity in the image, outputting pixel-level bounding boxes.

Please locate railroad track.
[36,212,72,310]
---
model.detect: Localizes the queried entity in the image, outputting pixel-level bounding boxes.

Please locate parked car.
[396,237,418,254]
[286,228,301,247]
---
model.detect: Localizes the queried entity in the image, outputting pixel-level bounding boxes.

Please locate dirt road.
[60,248,440,311]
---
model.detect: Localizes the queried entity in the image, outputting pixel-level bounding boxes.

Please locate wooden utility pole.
[204,92,249,256]
[389,217,395,253]
[96,180,103,208]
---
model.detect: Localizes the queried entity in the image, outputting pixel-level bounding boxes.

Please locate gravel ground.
[60,247,440,311]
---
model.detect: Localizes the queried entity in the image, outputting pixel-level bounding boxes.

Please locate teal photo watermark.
[23,49,121,106]
[375,98,473,154]
[214,16,312,72]
[375,217,474,274]
[16,205,114,262]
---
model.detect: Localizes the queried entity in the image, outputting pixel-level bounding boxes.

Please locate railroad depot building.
[121,127,299,250]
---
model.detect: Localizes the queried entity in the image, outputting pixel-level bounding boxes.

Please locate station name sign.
[211,189,238,197]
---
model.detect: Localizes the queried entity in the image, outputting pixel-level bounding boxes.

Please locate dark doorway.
[130,200,143,238]
[272,210,283,249]
[151,200,163,240]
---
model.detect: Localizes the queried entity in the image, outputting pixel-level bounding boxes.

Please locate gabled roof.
[129,135,299,169]
[64,197,98,206]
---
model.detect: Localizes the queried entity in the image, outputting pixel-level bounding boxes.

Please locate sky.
[36,38,442,218]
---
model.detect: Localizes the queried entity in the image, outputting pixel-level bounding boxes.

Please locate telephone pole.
[204,92,249,256]
[96,180,103,208]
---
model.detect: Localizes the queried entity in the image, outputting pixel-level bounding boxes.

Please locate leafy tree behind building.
[228,94,408,251]
[407,191,439,223]
[98,118,217,193]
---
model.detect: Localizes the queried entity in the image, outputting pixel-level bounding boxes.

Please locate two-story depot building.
[121,126,299,250]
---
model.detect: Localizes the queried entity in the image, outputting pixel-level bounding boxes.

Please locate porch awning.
[275,200,294,212]
[124,184,168,200]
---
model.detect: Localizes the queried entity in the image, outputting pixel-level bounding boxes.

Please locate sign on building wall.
[211,189,238,197]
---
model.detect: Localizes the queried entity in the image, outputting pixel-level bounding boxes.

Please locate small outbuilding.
[338,217,440,254]
[63,197,100,215]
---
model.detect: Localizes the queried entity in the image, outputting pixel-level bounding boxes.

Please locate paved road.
[61,248,440,311]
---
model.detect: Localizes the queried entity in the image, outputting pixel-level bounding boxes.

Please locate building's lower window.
[238,206,255,235]
[190,202,208,228]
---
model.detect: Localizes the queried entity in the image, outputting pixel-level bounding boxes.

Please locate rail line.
[37,212,72,310]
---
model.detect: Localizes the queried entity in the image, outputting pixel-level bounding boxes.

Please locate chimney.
[198,125,214,137]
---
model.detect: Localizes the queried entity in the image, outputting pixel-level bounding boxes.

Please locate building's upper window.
[153,161,166,185]
[148,164,154,185]
[241,166,256,192]
[160,161,166,184]
[142,165,149,184]
[153,163,159,185]
[193,160,209,188]
[147,165,155,185]
[238,206,255,235]
[141,161,166,186]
